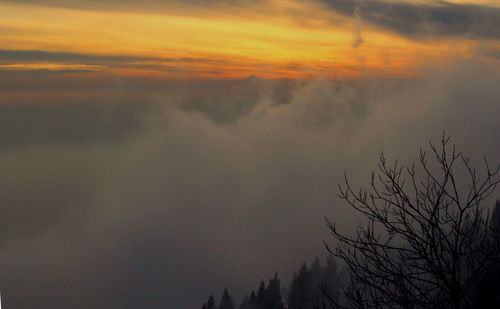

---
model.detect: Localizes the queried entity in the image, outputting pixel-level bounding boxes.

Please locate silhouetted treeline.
[202,135,500,309]
[288,256,341,309]
[201,256,342,309]
[240,273,285,309]
[202,200,500,309]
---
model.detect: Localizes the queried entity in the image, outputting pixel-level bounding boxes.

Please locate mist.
[0,60,499,308]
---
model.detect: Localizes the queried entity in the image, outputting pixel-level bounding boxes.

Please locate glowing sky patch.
[0,63,104,72]
[0,0,499,79]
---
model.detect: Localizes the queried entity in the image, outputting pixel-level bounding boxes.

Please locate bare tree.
[326,135,500,309]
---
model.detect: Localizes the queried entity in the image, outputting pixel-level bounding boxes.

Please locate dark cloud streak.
[0,0,266,12]
[318,0,500,40]
[0,49,220,65]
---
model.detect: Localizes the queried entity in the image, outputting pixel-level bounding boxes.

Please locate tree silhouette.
[472,200,500,308]
[265,273,286,309]
[204,260,341,309]
[288,262,311,308]
[321,256,341,304]
[220,289,235,309]
[239,273,286,309]
[257,281,267,306]
[202,294,217,309]
[240,295,250,309]
[239,290,259,309]
[490,199,500,230]
[326,135,500,309]
[288,258,341,309]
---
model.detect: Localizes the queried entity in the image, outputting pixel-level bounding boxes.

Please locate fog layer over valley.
[0,61,499,308]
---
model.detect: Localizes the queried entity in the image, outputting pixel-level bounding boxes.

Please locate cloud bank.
[0,61,499,308]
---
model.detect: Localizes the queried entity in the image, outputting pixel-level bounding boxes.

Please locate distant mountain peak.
[244,74,258,81]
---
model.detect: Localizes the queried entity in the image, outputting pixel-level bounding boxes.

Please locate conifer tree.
[288,258,341,308]
[219,289,235,309]
[265,273,286,309]
[288,262,310,308]
[491,199,500,230]
[202,294,217,309]
[473,199,500,308]
[321,256,340,302]
[256,281,266,306]
[309,257,323,307]
[239,294,250,309]
[248,291,259,309]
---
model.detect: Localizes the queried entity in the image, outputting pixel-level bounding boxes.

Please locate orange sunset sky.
[1,0,500,79]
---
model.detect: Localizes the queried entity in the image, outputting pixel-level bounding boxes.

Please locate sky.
[1,0,500,79]
[1,1,500,308]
